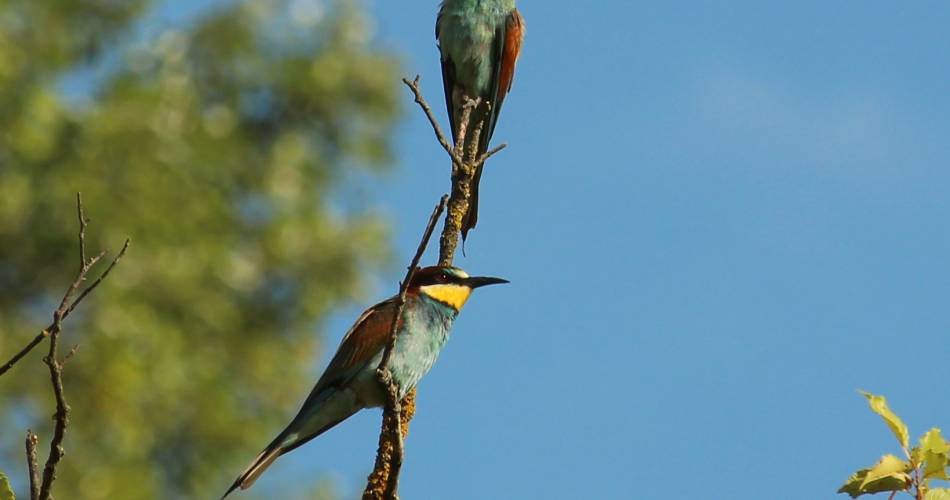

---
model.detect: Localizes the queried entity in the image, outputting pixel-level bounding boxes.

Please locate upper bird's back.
[437,0,517,95]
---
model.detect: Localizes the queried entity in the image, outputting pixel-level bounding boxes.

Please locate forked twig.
[0,196,130,378]
[2,193,130,500]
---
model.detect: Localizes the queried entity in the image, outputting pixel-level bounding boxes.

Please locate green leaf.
[838,471,910,498]
[922,428,950,455]
[862,454,912,489]
[924,454,950,480]
[926,488,950,500]
[838,469,872,498]
[861,391,910,450]
[921,428,950,480]
[838,463,910,498]
[0,471,14,500]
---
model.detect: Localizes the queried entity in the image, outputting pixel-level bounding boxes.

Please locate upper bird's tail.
[459,101,497,242]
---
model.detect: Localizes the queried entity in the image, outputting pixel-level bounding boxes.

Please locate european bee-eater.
[222,266,507,498]
[437,0,524,241]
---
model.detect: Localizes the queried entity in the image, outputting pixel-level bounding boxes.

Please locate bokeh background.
[2,1,949,499]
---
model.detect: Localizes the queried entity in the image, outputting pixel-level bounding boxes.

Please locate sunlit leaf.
[838,470,866,498]
[921,429,950,480]
[861,454,911,489]
[922,428,950,455]
[860,391,910,450]
[838,469,871,498]
[838,467,910,498]
[924,455,950,480]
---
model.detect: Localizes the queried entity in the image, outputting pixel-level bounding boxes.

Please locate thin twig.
[64,239,130,318]
[62,344,81,366]
[25,430,39,500]
[402,76,461,166]
[0,239,129,378]
[477,143,508,165]
[77,193,87,269]
[363,196,447,500]
[54,250,104,315]
[0,336,49,377]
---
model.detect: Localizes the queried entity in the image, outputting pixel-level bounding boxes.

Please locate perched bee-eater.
[437,0,525,241]
[222,266,507,498]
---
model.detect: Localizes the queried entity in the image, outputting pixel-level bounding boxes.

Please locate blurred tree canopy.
[0,0,401,498]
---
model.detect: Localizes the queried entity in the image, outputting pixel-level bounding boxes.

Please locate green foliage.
[839,467,910,498]
[921,429,950,481]
[861,391,911,452]
[861,455,910,490]
[0,0,400,498]
[839,393,950,499]
[0,472,13,500]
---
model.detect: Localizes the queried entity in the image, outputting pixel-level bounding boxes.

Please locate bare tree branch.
[478,142,507,165]
[0,198,130,378]
[77,193,87,270]
[455,96,481,159]
[363,195,448,500]
[0,193,130,500]
[402,76,461,166]
[25,431,39,500]
[465,105,485,165]
[38,311,69,500]
[0,336,48,378]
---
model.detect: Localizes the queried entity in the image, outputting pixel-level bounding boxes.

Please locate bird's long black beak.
[464,276,509,288]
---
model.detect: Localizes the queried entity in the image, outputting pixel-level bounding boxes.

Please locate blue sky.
[150,1,950,498]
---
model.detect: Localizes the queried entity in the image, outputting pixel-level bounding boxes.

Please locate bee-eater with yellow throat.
[437,0,524,241]
[222,266,507,498]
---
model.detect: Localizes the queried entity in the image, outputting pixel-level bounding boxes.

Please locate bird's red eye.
[437,272,449,282]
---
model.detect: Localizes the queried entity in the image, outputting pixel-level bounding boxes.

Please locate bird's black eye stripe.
[409,268,455,286]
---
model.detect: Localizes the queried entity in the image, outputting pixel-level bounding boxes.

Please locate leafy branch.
[838,392,950,500]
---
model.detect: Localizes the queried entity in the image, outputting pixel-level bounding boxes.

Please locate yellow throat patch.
[419,284,472,311]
